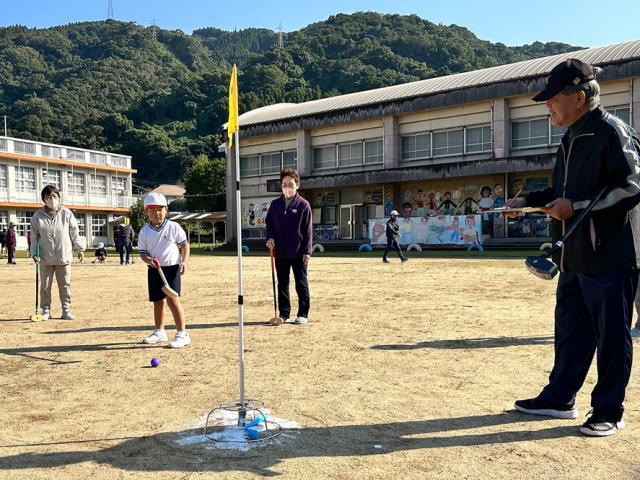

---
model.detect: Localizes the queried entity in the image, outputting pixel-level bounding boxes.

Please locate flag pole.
[234,128,247,426]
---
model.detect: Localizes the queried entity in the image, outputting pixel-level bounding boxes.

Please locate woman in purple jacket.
[265,168,313,326]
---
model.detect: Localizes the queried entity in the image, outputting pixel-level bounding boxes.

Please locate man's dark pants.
[7,246,15,264]
[275,257,310,319]
[383,237,404,260]
[539,270,637,420]
[119,240,132,264]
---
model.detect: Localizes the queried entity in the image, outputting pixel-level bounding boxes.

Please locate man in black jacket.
[509,59,640,436]
[382,210,407,263]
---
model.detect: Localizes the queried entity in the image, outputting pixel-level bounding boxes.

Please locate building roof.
[167,211,226,222]
[151,184,186,197]
[236,39,640,128]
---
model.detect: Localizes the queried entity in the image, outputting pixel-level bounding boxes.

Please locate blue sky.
[2,0,639,47]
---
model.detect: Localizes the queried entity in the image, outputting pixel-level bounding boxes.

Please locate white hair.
[561,66,603,110]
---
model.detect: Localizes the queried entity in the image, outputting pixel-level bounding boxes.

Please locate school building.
[225,39,640,247]
[0,136,137,249]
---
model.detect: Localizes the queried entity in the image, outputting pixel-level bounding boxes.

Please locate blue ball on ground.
[150,357,160,367]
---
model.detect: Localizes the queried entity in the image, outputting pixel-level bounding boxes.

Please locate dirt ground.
[1,253,639,480]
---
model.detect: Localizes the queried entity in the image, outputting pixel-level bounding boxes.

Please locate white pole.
[3,115,6,137]
[234,129,247,426]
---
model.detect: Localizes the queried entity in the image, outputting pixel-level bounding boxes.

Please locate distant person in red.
[5,222,17,264]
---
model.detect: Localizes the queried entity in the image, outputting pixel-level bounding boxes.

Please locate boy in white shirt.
[138,192,191,348]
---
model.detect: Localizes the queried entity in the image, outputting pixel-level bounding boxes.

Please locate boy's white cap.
[144,192,167,208]
[98,242,104,248]
[390,210,399,216]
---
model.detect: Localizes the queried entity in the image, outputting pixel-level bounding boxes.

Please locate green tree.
[184,154,226,211]
[128,198,146,235]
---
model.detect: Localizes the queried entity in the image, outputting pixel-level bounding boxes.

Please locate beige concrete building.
[0,136,136,249]
[225,40,640,247]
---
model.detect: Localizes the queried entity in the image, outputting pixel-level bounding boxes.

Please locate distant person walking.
[30,185,85,320]
[382,210,407,263]
[117,220,134,265]
[5,222,17,264]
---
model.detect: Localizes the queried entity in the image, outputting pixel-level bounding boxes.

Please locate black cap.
[532,58,596,102]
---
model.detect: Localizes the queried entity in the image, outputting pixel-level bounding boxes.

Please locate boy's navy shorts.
[148,264,181,301]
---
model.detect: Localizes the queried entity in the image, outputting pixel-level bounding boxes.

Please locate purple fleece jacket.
[265,193,313,259]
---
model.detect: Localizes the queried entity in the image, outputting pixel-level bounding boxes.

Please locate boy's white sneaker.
[295,316,309,325]
[61,311,74,320]
[143,329,168,344]
[631,327,640,338]
[170,332,191,348]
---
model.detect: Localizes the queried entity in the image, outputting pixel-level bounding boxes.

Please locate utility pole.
[3,116,6,137]
[277,22,284,49]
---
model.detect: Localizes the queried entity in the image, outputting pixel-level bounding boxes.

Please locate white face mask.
[45,197,60,210]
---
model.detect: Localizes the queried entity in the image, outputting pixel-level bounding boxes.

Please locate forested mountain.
[0,12,582,192]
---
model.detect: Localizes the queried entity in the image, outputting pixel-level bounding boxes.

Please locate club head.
[525,255,559,280]
[30,313,43,322]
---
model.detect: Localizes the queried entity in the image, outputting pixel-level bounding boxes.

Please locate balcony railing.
[0,136,132,169]
[0,188,138,209]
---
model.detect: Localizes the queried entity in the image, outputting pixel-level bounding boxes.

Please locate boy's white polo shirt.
[138,219,188,266]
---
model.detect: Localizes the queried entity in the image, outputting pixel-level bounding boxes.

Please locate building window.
[0,165,7,189]
[240,155,260,177]
[433,128,463,156]
[551,124,566,145]
[91,174,107,195]
[15,166,35,192]
[0,139,7,151]
[111,176,128,196]
[261,153,281,175]
[66,149,85,162]
[14,141,36,155]
[511,118,548,148]
[364,139,383,165]
[42,168,61,190]
[110,155,128,167]
[16,211,33,236]
[75,213,86,237]
[68,172,85,194]
[313,146,336,170]
[91,214,107,237]
[465,125,491,153]
[338,142,363,167]
[283,151,297,169]
[609,106,631,125]
[42,146,61,158]
[322,206,336,224]
[401,134,430,161]
[0,211,7,230]
[90,152,107,165]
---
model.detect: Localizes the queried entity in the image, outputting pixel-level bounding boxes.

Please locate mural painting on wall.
[383,185,394,216]
[507,176,551,238]
[364,188,383,204]
[313,191,337,208]
[242,199,274,228]
[369,215,483,246]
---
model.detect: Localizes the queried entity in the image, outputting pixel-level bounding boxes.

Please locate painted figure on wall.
[462,215,480,244]
[438,191,458,215]
[426,191,438,216]
[458,185,480,215]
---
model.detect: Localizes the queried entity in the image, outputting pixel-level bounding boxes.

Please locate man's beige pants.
[40,263,71,313]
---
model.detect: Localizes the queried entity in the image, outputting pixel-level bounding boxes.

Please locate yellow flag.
[228,64,239,148]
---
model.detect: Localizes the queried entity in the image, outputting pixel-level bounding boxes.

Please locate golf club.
[268,245,282,325]
[30,244,43,322]
[151,256,180,299]
[525,186,608,280]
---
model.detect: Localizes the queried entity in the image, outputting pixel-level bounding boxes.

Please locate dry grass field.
[0,252,639,479]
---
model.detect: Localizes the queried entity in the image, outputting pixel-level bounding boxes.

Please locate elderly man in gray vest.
[30,185,85,320]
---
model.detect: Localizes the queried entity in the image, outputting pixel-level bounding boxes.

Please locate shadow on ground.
[371,335,553,350]
[0,412,578,476]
